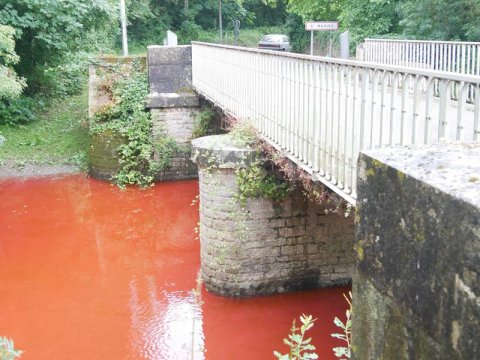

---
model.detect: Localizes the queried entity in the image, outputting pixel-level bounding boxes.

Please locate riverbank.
[0,160,80,179]
[0,90,89,177]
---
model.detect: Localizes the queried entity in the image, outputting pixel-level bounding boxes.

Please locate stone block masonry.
[353,143,480,359]
[150,107,199,181]
[151,108,199,145]
[192,134,355,297]
[147,45,201,182]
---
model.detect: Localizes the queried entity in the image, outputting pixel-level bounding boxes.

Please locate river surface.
[0,175,350,359]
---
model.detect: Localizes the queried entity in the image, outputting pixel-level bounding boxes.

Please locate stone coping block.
[191,134,258,169]
[353,142,480,359]
[359,142,480,208]
[147,45,192,65]
[146,92,199,108]
[147,45,193,94]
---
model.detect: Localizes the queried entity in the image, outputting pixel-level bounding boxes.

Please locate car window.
[261,35,283,42]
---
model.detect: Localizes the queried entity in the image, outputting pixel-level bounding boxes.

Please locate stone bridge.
[145,43,480,359]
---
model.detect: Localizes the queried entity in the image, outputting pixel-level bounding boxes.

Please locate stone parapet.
[192,134,355,297]
[353,143,480,359]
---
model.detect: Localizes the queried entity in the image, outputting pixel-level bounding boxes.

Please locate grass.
[0,90,89,169]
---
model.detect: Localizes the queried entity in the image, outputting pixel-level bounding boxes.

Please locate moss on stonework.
[356,245,364,261]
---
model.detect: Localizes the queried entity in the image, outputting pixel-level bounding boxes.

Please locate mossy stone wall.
[88,130,127,180]
[353,144,480,359]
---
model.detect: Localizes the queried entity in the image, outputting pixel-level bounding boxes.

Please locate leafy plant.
[331,292,352,359]
[235,160,291,205]
[274,292,352,360]
[0,25,25,100]
[191,108,215,139]
[0,97,36,126]
[228,121,258,147]
[0,336,23,360]
[285,13,310,53]
[274,314,319,360]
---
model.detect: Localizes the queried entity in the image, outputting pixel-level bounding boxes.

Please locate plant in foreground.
[0,336,23,360]
[331,292,352,359]
[274,314,318,360]
[274,292,352,360]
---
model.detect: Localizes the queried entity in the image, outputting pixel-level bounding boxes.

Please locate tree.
[339,0,400,46]
[397,0,480,41]
[0,25,25,99]
[287,0,344,21]
[0,0,117,93]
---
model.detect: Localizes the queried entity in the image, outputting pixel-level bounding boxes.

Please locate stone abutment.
[353,143,480,359]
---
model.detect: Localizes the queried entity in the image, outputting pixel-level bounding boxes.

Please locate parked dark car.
[258,34,292,52]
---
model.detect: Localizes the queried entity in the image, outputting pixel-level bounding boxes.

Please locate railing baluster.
[457,82,466,141]
[191,42,480,204]
[423,79,434,144]
[474,85,480,141]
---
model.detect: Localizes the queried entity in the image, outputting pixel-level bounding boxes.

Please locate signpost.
[305,21,339,56]
[120,0,128,56]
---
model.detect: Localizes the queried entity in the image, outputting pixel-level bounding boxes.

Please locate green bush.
[0,97,37,126]
[192,108,215,139]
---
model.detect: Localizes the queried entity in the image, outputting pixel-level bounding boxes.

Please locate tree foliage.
[0,0,116,92]
[0,24,25,99]
[288,0,342,21]
[398,0,480,41]
[286,0,480,49]
[339,0,400,46]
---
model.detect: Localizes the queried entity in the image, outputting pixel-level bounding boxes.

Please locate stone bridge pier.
[192,134,355,297]
[146,45,201,181]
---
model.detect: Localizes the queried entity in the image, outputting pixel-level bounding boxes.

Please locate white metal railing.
[192,42,480,204]
[363,38,480,75]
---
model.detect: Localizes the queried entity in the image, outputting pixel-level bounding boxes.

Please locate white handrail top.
[365,38,480,46]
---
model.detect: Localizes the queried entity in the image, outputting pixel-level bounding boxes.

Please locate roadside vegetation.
[1,0,479,172]
[0,90,88,168]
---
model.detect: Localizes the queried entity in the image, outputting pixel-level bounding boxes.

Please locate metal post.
[119,0,128,56]
[233,19,240,46]
[219,0,223,40]
[329,31,333,57]
[310,31,314,55]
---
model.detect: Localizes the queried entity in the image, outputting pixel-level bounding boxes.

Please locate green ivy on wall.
[90,60,182,188]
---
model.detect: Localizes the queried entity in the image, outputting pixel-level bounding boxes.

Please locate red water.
[0,175,350,359]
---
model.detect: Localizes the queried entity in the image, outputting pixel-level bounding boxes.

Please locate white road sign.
[305,21,339,31]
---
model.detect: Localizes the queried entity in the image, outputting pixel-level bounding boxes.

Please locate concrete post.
[340,31,350,59]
